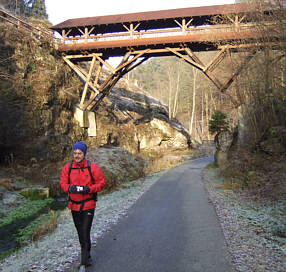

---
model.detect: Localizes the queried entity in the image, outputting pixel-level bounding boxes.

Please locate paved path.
[88,157,234,272]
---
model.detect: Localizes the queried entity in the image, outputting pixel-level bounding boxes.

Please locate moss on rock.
[20,187,49,200]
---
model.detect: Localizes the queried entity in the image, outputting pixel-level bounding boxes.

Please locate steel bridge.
[51,2,285,113]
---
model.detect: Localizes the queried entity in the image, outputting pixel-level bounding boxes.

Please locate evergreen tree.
[208,111,229,135]
[0,0,48,19]
[25,0,48,19]
[1,0,26,15]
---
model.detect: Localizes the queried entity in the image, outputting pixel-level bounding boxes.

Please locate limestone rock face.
[92,86,191,159]
[214,130,233,169]
[136,119,188,156]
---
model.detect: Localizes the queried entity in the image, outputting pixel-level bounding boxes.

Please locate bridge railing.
[0,7,60,44]
[59,20,281,46]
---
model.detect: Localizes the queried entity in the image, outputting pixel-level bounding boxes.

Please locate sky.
[45,0,235,25]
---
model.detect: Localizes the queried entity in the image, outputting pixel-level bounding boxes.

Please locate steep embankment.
[0,20,83,164]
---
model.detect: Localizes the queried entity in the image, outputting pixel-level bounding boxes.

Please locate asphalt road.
[88,157,234,272]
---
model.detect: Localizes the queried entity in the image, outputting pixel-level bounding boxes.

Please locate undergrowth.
[0,198,56,261]
[216,149,286,199]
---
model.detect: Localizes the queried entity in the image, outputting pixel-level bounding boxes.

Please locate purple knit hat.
[72,141,87,155]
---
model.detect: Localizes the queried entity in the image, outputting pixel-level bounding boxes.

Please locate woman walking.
[60,141,105,272]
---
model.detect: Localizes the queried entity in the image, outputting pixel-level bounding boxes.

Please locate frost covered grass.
[0,171,166,272]
[17,210,59,246]
[203,166,286,272]
[0,198,54,228]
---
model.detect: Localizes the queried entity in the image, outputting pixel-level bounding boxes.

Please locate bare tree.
[189,67,198,135]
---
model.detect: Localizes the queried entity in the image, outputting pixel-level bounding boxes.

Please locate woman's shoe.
[87,256,93,266]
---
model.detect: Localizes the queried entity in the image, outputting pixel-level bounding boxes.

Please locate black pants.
[71,209,95,266]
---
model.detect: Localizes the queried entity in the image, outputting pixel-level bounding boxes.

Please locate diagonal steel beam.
[220,48,257,93]
[62,56,99,94]
[184,47,224,89]
[84,52,149,111]
[167,46,223,89]
[122,56,149,75]
[204,70,223,90]
[94,62,103,88]
[95,55,116,74]
[115,49,150,73]
[86,72,123,111]
[184,47,205,66]
[167,47,205,71]
[204,46,229,73]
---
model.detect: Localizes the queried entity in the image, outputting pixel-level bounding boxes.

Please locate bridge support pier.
[74,105,97,136]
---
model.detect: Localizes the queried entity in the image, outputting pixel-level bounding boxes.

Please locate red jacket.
[59,159,105,211]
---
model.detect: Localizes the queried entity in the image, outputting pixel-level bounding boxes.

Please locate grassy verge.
[16,209,60,246]
[203,163,286,267]
[0,198,54,228]
[0,200,61,261]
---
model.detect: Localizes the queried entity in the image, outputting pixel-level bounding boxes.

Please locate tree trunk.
[172,72,180,118]
[201,90,204,140]
[189,67,198,135]
[168,66,172,119]
[205,91,210,141]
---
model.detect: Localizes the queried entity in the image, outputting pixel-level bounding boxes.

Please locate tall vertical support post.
[84,27,88,43]
[182,19,186,34]
[130,23,134,39]
[80,55,97,108]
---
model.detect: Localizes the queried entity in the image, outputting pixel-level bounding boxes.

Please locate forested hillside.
[129,53,235,143]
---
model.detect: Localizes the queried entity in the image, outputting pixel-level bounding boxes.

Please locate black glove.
[69,185,78,193]
[81,186,90,194]
[69,185,90,194]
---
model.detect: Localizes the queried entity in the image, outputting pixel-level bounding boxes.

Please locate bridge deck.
[50,2,276,57]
